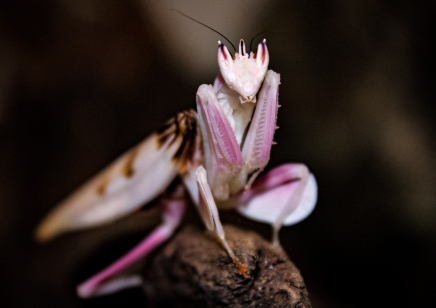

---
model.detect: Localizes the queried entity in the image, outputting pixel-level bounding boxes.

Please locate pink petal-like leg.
[270,164,310,247]
[76,198,186,298]
[234,164,317,248]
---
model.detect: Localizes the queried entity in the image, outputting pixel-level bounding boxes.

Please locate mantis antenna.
[249,32,263,53]
[172,9,236,52]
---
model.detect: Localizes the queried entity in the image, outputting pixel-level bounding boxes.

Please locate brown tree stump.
[145,225,311,307]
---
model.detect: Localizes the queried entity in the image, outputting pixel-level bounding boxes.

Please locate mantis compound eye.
[218,41,234,70]
[255,39,269,68]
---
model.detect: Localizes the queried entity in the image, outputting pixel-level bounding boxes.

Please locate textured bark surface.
[145,225,311,308]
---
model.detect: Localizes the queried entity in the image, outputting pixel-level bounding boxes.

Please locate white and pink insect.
[36,38,317,298]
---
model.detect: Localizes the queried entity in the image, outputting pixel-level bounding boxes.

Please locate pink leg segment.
[77,199,186,298]
[230,164,305,205]
[230,164,317,247]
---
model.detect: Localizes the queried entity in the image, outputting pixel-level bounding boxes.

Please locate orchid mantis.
[36,38,317,298]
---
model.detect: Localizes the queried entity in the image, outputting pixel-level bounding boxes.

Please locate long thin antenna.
[172,9,236,52]
[249,32,263,53]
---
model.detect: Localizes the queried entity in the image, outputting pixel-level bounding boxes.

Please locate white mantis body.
[36,38,317,298]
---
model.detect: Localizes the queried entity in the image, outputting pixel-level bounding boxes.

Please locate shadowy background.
[1,1,435,307]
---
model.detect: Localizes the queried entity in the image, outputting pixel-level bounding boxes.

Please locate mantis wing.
[36,110,200,241]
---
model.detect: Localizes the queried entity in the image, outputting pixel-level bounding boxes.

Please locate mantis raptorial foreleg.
[195,84,243,201]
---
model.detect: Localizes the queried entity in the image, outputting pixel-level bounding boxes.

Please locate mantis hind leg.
[271,164,310,248]
[76,198,187,298]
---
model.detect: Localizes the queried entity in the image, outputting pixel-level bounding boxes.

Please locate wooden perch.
[144,225,311,307]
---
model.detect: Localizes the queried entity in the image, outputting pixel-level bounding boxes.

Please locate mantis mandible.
[36,37,317,298]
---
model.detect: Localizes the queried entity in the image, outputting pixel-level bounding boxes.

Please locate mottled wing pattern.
[36,110,201,241]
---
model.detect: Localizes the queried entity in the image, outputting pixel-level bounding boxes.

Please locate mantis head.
[217,39,269,103]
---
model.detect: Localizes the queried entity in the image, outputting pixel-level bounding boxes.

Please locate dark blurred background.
[1,1,435,307]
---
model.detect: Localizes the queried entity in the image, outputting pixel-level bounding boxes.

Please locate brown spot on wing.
[96,176,110,196]
[95,110,202,196]
[122,146,141,178]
